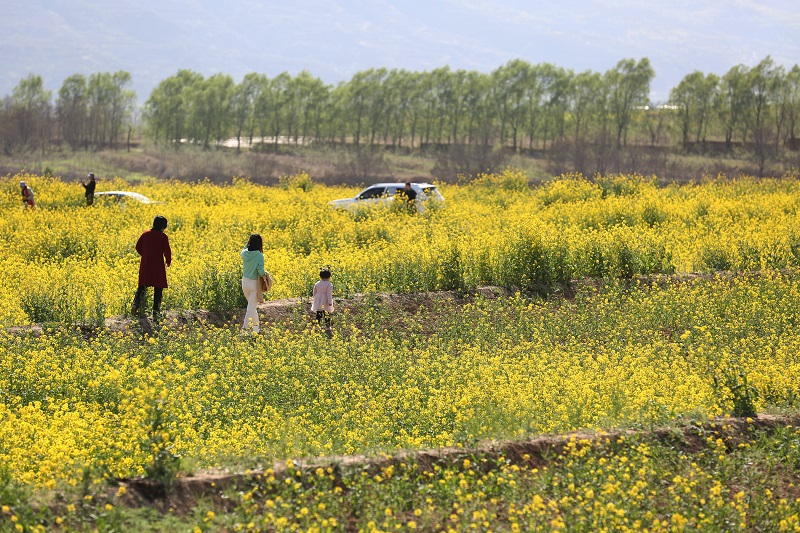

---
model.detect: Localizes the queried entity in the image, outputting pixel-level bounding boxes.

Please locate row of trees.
[140,56,800,161]
[143,58,658,154]
[670,57,800,175]
[2,57,799,174]
[0,71,136,152]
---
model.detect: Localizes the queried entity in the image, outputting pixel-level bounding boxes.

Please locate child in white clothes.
[311,268,333,335]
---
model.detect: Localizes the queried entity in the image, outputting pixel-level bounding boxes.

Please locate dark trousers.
[133,286,163,316]
[315,310,331,328]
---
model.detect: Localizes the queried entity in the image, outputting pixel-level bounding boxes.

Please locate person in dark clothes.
[81,173,96,206]
[400,182,417,213]
[131,215,171,321]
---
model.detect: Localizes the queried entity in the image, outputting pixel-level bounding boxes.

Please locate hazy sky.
[2,0,798,103]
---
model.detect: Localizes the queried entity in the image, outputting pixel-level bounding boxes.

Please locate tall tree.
[748,57,783,175]
[567,70,602,147]
[326,82,350,145]
[491,59,531,151]
[538,63,571,150]
[293,70,329,144]
[606,58,655,148]
[419,69,440,146]
[57,74,88,148]
[250,74,275,147]
[749,57,781,133]
[670,71,719,150]
[86,72,112,146]
[404,72,426,148]
[463,71,493,146]
[265,72,293,150]
[145,70,202,147]
[10,73,52,149]
[108,71,136,148]
[231,73,263,152]
[783,65,800,149]
[520,63,545,151]
[190,73,234,148]
[381,69,411,147]
[85,71,135,148]
[345,68,387,147]
[716,64,753,151]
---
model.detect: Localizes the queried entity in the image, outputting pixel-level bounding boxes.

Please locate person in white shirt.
[311,268,334,336]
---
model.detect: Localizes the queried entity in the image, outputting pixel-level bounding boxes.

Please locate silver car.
[328,182,444,213]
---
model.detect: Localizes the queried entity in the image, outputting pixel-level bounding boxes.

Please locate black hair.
[152,215,168,231]
[320,268,331,279]
[246,234,263,252]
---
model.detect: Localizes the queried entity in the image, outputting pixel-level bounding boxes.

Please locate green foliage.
[701,246,733,271]
[641,203,667,226]
[0,464,32,514]
[496,228,571,287]
[196,264,246,314]
[596,173,657,197]
[713,366,759,418]
[437,241,466,293]
[140,399,182,489]
[279,170,315,192]
[20,283,106,326]
[19,288,60,323]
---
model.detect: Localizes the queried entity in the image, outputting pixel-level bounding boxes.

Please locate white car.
[328,182,444,213]
[94,191,157,204]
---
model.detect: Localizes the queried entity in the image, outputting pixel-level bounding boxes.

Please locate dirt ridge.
[10,272,770,337]
[118,413,800,512]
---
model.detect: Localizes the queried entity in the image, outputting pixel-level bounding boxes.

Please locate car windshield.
[420,186,439,197]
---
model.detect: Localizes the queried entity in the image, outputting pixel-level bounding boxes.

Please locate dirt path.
[6,286,515,337]
[9,271,779,337]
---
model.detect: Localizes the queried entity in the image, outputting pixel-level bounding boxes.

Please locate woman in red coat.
[131,215,171,321]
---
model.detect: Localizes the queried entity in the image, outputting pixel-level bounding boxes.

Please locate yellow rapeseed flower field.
[1,171,799,493]
[2,171,800,323]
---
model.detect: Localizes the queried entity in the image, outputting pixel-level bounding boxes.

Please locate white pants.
[241,277,260,332]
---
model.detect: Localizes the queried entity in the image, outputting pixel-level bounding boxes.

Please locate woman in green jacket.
[241,234,265,333]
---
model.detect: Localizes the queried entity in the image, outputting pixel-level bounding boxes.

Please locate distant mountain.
[3,0,798,104]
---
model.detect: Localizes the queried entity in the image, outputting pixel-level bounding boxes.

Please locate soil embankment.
[119,413,800,512]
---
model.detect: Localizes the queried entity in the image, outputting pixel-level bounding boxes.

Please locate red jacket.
[136,230,171,288]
